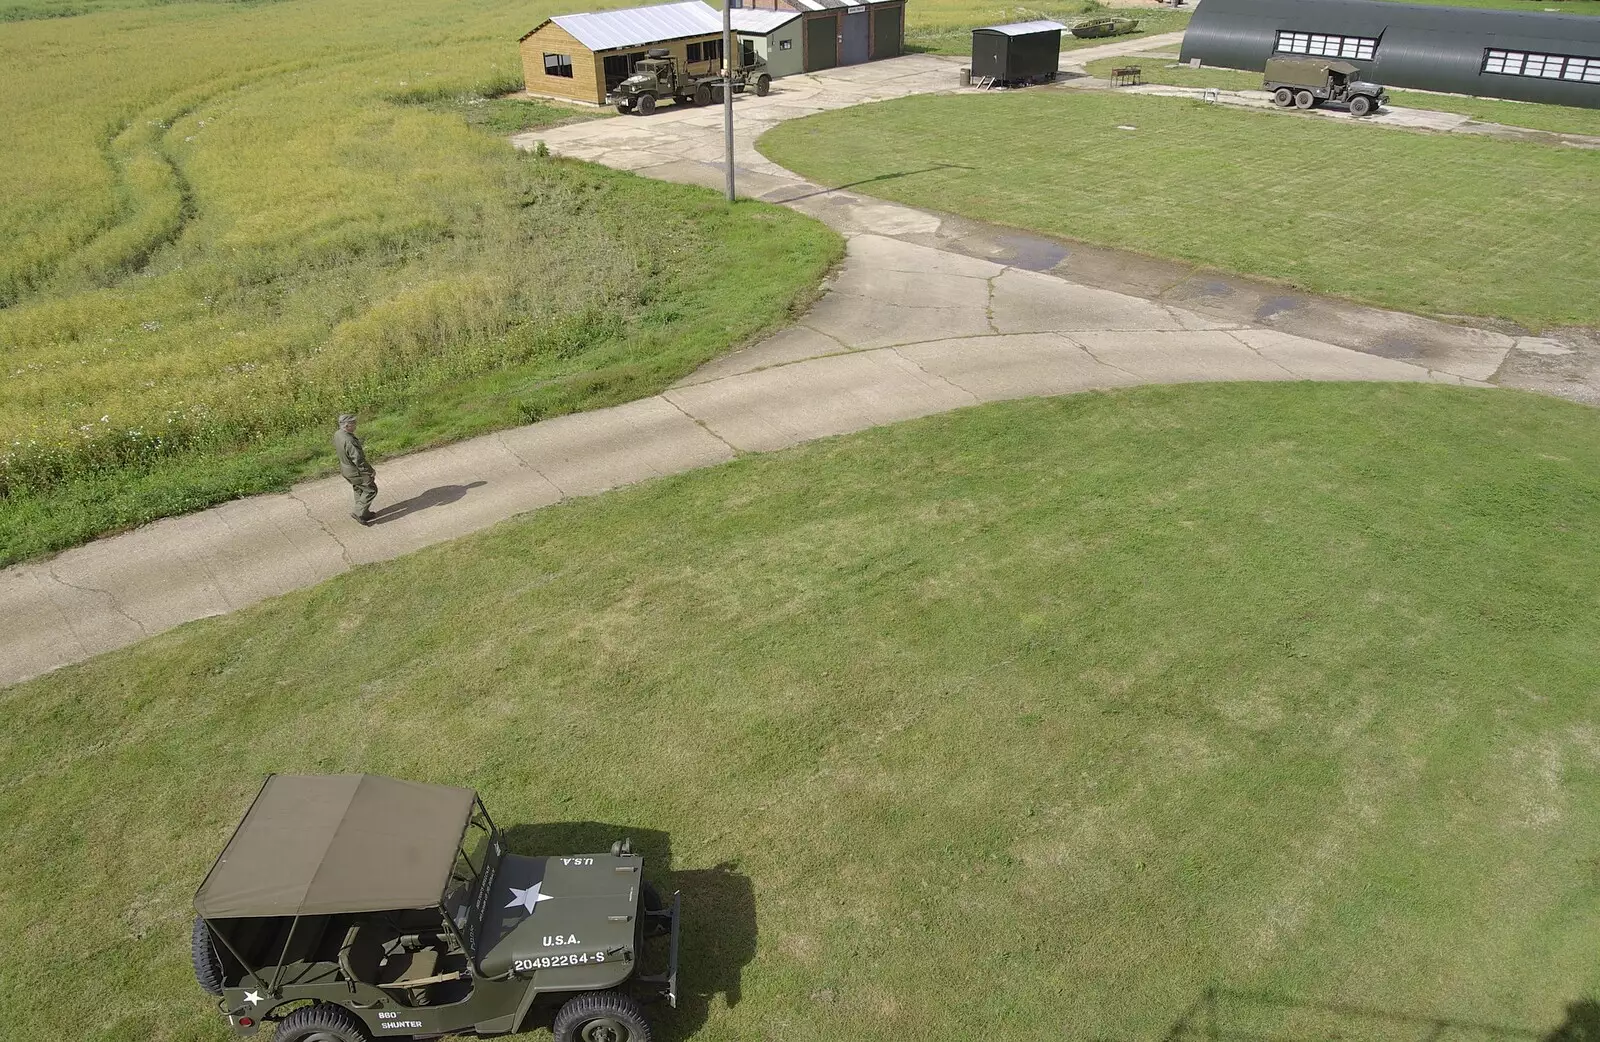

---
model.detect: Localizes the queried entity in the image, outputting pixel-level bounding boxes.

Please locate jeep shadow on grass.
[190,775,754,1042]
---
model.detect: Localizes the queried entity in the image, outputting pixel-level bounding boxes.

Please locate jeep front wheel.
[275,1003,372,1042]
[1272,87,1293,108]
[554,991,653,1042]
[635,93,656,116]
[191,917,225,997]
[1349,94,1373,117]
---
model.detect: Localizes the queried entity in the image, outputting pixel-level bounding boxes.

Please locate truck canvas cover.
[193,774,477,918]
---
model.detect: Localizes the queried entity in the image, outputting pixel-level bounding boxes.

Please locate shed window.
[1484,49,1600,83]
[543,53,573,78]
[778,39,793,50]
[687,39,724,64]
[1274,31,1377,61]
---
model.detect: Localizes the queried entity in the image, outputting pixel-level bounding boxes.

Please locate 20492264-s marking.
[515,951,609,971]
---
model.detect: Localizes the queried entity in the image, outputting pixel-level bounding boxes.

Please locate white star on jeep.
[506,882,553,914]
[243,990,263,1006]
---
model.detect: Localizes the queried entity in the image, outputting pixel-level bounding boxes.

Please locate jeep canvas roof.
[193,774,477,918]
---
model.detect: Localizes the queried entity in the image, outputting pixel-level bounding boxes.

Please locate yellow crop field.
[0,0,841,563]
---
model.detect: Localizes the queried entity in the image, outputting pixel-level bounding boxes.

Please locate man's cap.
[337,413,357,425]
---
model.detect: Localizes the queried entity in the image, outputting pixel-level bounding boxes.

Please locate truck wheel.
[694,84,711,106]
[635,93,656,116]
[191,917,225,997]
[1294,90,1314,109]
[554,991,653,1042]
[616,100,631,114]
[710,84,725,104]
[275,1003,373,1042]
[1349,94,1373,117]
[754,75,771,97]
[1272,87,1293,108]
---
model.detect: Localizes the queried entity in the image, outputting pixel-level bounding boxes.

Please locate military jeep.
[191,775,680,1042]
[1264,57,1388,116]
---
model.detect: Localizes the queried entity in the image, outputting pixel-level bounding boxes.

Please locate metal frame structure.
[1179,0,1600,109]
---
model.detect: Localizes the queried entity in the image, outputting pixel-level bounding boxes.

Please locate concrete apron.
[1,48,1592,688]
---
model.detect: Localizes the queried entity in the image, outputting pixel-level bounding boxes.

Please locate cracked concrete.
[3,45,1594,688]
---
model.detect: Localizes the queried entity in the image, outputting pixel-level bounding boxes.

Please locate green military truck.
[1264,57,1388,116]
[610,48,771,115]
[190,774,680,1042]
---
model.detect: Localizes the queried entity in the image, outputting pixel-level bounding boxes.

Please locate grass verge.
[4,383,1600,1041]
[1081,56,1600,138]
[758,90,1600,330]
[904,2,1188,56]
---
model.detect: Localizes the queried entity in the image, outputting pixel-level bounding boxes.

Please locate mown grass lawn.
[1080,56,1600,138]
[759,91,1600,331]
[5,383,1600,1042]
[0,0,839,565]
[904,2,1189,57]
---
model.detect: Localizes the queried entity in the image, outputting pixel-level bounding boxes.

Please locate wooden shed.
[738,0,905,72]
[971,20,1066,86]
[520,1,728,105]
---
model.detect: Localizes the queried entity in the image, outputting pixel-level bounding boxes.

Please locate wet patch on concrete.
[1367,336,1425,360]
[989,232,1071,273]
[1256,296,1305,321]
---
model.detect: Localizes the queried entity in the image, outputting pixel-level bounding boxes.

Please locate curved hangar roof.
[1180,0,1600,109]
[194,774,477,919]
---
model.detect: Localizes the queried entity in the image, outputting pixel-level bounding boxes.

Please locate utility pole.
[722,0,735,202]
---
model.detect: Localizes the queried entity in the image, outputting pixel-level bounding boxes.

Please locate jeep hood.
[476,853,642,982]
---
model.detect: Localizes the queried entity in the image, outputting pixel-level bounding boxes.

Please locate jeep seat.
[338,924,441,1006]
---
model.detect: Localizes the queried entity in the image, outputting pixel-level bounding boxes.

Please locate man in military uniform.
[333,413,378,525]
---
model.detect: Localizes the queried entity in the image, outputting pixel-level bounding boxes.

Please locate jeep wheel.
[694,84,711,106]
[1272,87,1293,108]
[754,75,771,97]
[635,93,656,116]
[1294,90,1314,109]
[1349,94,1373,117]
[191,917,225,996]
[275,1003,372,1042]
[554,991,653,1042]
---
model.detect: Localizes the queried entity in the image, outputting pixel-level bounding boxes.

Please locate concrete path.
[3,46,1594,689]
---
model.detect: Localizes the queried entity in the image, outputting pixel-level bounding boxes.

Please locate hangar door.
[840,7,869,65]
[871,4,902,59]
[806,14,838,70]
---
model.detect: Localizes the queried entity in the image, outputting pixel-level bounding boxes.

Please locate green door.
[806,14,838,71]
[871,4,902,60]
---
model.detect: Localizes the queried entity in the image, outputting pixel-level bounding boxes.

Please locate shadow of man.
[501,822,756,1042]
[370,480,487,525]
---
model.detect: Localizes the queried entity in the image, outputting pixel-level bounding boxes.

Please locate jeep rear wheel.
[1272,87,1293,108]
[1294,90,1314,109]
[191,917,224,997]
[635,93,656,116]
[275,1003,372,1042]
[1349,94,1373,117]
[554,991,653,1042]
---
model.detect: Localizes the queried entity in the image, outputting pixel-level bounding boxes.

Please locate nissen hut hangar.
[1180,0,1600,108]
[520,1,729,105]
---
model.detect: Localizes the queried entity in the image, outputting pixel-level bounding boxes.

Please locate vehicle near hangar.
[1264,56,1389,115]
[190,774,680,1042]
[610,47,771,114]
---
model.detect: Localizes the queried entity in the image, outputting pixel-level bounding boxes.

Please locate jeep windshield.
[443,798,501,951]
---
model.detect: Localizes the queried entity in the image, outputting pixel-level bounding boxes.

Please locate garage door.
[806,14,837,71]
[840,7,869,65]
[871,4,902,60]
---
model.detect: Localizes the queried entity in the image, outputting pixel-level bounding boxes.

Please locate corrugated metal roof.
[973,19,1067,36]
[544,1,723,51]
[787,0,897,11]
[729,7,801,33]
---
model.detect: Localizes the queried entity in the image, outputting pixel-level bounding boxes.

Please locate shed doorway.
[602,51,646,91]
[841,7,869,65]
[807,14,838,70]
[871,5,902,59]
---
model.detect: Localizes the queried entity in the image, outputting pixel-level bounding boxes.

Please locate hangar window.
[687,39,724,64]
[543,53,573,78]
[1484,49,1600,83]
[1275,31,1378,61]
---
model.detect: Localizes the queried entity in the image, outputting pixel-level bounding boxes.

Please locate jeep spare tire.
[554,991,653,1042]
[275,1003,373,1042]
[191,917,224,997]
